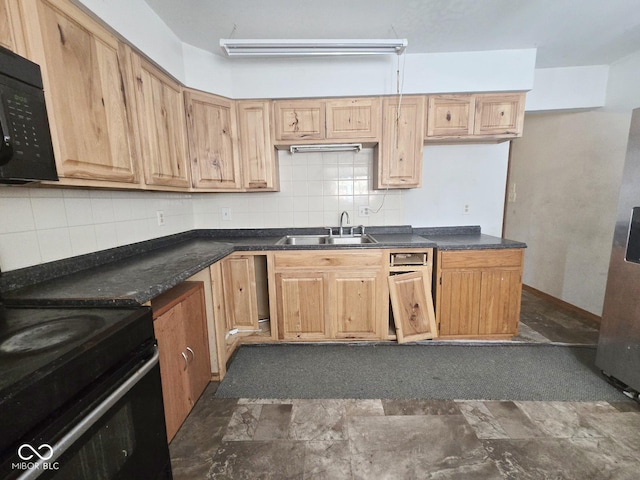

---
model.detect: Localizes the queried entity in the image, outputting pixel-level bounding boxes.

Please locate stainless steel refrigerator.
[596,108,640,395]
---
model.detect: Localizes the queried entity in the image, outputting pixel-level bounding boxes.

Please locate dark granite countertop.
[3,239,234,307]
[1,226,525,307]
[418,233,527,250]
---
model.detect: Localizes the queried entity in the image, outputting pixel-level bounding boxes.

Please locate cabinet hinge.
[439,276,442,285]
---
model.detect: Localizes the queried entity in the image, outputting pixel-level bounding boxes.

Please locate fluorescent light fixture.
[289,143,362,154]
[220,39,407,57]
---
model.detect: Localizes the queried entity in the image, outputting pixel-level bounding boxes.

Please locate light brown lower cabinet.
[221,254,259,331]
[273,250,387,340]
[333,271,383,339]
[276,271,329,340]
[436,249,524,338]
[387,249,437,343]
[388,270,438,343]
[152,281,210,442]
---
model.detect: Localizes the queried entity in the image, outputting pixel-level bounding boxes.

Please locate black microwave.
[0,45,57,184]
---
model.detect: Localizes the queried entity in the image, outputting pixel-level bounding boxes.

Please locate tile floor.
[169,290,639,479]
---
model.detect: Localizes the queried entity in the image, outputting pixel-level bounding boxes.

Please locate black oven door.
[7,345,172,480]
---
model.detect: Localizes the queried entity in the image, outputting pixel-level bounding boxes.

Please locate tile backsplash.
[0,188,193,271]
[193,149,404,229]
[0,149,405,271]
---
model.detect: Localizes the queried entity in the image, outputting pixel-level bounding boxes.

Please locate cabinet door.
[276,272,328,340]
[473,93,525,137]
[326,97,380,140]
[478,269,522,335]
[222,255,259,330]
[154,304,191,442]
[388,270,437,343]
[209,261,229,379]
[273,100,325,141]
[0,0,26,55]
[332,270,382,339]
[185,89,241,190]
[377,96,424,188]
[438,270,482,336]
[426,95,475,138]
[237,100,279,191]
[181,287,210,405]
[130,52,190,188]
[21,0,138,183]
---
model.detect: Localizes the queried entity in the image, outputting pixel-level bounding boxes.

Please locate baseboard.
[522,285,601,327]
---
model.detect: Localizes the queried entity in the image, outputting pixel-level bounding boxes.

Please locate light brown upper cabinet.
[325,97,380,139]
[237,100,279,191]
[129,50,190,189]
[273,97,381,143]
[425,92,525,141]
[20,0,139,186]
[273,100,325,141]
[426,95,475,138]
[376,95,425,189]
[474,93,525,136]
[0,0,27,55]
[184,89,242,190]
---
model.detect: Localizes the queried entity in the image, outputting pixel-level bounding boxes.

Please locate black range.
[0,305,171,480]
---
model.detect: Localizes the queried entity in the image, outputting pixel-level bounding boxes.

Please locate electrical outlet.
[508,183,517,203]
[221,207,232,221]
[463,204,470,215]
[358,206,370,217]
[156,210,165,226]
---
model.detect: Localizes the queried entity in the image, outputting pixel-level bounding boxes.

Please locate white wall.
[504,111,629,315]
[184,48,536,100]
[526,66,609,111]
[74,0,185,81]
[74,0,537,100]
[605,49,640,112]
[405,143,510,237]
[182,44,234,97]
[501,50,640,315]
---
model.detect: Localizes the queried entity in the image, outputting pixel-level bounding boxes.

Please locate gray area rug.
[215,344,628,401]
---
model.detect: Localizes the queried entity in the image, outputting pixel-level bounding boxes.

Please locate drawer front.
[274,250,383,269]
[439,249,523,269]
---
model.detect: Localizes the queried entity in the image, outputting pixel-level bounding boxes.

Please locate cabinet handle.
[186,346,195,363]
[181,351,188,370]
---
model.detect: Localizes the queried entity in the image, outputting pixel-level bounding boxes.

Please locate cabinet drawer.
[390,251,430,267]
[439,249,523,269]
[274,250,383,269]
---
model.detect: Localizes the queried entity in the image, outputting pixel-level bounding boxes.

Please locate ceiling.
[142,0,640,68]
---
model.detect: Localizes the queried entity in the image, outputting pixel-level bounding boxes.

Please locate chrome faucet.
[339,211,350,237]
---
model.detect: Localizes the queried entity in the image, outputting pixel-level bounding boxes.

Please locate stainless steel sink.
[276,234,377,246]
[325,235,377,245]
[276,235,329,245]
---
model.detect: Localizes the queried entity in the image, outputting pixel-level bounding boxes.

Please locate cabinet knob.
[186,346,195,362]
